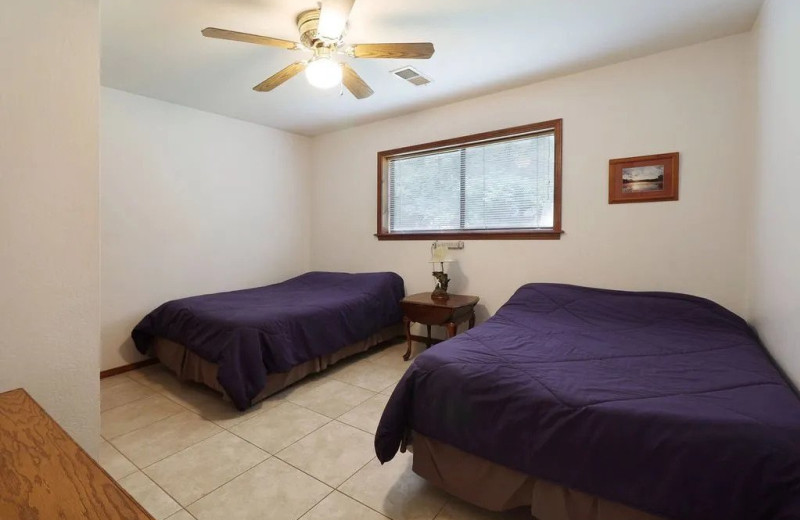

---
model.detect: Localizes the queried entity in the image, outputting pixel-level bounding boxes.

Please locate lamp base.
[431,288,449,302]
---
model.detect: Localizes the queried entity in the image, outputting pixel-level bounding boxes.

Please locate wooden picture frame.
[608,152,679,204]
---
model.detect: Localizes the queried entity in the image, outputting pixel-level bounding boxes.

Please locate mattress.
[132,271,405,409]
[376,283,800,520]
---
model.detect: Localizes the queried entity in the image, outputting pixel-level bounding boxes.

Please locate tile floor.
[97,340,530,520]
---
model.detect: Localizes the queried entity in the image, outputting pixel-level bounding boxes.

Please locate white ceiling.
[101,0,763,136]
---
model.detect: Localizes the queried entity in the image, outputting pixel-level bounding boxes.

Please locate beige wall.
[0,0,100,452]
[101,88,312,371]
[749,0,800,386]
[310,35,753,324]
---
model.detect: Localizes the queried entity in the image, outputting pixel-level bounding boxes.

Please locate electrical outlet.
[439,241,464,250]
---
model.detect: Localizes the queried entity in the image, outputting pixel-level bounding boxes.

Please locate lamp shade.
[305,58,342,89]
[429,243,452,264]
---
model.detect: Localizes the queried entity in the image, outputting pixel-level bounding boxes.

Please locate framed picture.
[608,152,679,204]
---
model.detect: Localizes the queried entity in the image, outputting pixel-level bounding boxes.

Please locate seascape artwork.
[621,165,664,193]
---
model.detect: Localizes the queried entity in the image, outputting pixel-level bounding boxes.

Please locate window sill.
[374,230,564,241]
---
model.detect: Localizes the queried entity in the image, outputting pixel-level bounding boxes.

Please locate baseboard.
[100,358,158,379]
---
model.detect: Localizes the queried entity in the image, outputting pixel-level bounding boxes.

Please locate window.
[376,119,562,240]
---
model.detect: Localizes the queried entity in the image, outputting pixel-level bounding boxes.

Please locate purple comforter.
[376,284,800,520]
[133,271,404,410]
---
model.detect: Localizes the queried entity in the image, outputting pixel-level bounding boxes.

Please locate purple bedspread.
[133,271,404,410]
[376,284,800,520]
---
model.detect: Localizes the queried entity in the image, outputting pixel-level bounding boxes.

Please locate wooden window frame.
[375,119,563,240]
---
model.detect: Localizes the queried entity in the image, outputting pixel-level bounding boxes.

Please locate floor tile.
[101,394,185,440]
[101,373,133,391]
[187,458,332,520]
[145,431,269,506]
[435,499,531,520]
[166,511,197,520]
[163,379,281,429]
[300,491,388,520]
[330,361,407,392]
[337,394,391,434]
[119,471,182,520]
[131,363,284,429]
[276,371,329,399]
[101,378,156,411]
[370,341,424,369]
[149,380,217,411]
[112,410,222,467]
[98,439,137,480]
[363,339,405,355]
[229,401,330,454]
[286,378,375,418]
[128,364,181,391]
[277,421,375,487]
[325,351,378,377]
[129,365,215,408]
[339,456,448,520]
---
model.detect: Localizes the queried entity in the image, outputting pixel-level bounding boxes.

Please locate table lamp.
[429,242,453,302]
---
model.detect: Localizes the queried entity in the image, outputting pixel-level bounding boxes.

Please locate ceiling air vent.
[391,66,432,86]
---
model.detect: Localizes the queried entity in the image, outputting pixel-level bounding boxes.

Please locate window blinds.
[387,132,555,232]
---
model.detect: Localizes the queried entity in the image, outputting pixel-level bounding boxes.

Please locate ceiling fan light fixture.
[317,12,348,42]
[202,0,433,99]
[305,57,343,89]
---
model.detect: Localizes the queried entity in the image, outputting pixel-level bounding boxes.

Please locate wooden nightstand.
[400,292,480,360]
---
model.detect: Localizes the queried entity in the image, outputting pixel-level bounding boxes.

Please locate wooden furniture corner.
[0,388,155,520]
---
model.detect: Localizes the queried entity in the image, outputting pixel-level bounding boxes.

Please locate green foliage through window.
[387,132,556,233]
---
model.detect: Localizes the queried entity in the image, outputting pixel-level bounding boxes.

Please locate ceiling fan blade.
[201,27,300,50]
[317,0,356,40]
[350,42,435,59]
[253,61,307,92]
[341,63,374,99]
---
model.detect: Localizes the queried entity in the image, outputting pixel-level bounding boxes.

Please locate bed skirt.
[151,323,404,404]
[410,432,666,520]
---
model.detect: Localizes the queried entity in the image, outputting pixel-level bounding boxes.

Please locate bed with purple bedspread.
[375,283,800,520]
[133,271,404,410]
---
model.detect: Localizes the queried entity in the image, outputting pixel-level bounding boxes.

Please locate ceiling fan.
[201,0,435,99]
